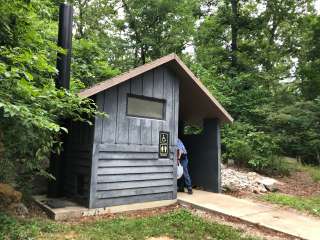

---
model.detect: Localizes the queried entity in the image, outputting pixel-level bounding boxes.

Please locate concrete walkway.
[178,190,320,240]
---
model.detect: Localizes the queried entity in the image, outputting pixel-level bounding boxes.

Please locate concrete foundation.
[178,190,320,240]
[33,195,177,221]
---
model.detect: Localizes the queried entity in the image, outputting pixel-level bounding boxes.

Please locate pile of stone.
[221,165,280,194]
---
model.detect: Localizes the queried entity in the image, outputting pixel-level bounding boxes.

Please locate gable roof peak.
[79,53,233,123]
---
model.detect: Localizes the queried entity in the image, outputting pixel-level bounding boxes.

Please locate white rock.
[221,164,281,194]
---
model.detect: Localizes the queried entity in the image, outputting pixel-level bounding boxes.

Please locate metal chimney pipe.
[48,3,73,198]
[56,3,73,89]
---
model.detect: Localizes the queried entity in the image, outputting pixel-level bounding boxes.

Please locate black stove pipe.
[48,3,73,197]
[56,3,73,89]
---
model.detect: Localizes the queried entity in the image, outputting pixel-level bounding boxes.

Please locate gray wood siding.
[89,66,179,208]
[63,120,94,205]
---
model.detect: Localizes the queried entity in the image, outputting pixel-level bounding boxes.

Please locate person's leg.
[180,158,192,193]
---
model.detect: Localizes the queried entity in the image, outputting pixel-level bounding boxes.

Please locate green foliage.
[114,0,201,66]
[0,0,100,188]
[224,140,253,167]
[0,209,259,240]
[222,122,280,172]
[194,0,320,170]
[298,15,320,100]
[72,38,120,86]
[270,100,320,165]
[1,0,320,189]
[261,193,320,217]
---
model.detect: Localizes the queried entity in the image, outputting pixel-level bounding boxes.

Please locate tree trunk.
[230,0,238,69]
[76,0,88,39]
[122,0,144,65]
[141,46,146,64]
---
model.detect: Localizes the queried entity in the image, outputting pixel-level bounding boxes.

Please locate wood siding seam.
[115,86,119,144]
[96,184,174,192]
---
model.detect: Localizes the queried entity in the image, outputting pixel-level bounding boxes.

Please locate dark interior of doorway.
[178,119,221,193]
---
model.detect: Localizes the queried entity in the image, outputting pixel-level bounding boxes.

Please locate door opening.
[178,119,221,193]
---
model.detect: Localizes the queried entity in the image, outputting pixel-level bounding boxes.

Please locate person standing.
[177,138,193,194]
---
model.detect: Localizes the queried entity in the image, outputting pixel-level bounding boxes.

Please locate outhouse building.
[60,54,233,209]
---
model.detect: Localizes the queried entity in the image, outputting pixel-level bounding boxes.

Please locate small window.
[127,95,165,120]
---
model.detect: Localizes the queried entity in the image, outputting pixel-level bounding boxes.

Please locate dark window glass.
[127,95,165,120]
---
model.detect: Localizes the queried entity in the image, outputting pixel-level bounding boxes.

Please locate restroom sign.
[159,131,170,158]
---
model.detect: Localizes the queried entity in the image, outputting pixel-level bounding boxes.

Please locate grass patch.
[300,165,320,182]
[0,212,66,240]
[261,193,320,217]
[280,157,320,181]
[0,209,260,240]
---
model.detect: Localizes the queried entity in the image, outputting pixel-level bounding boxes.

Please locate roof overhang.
[79,54,233,124]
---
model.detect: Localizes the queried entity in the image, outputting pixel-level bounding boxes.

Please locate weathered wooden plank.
[153,67,164,99]
[79,122,85,144]
[98,159,173,167]
[128,77,142,145]
[93,92,104,143]
[151,122,162,146]
[116,82,130,144]
[172,148,178,199]
[98,143,158,153]
[102,87,118,144]
[140,119,152,145]
[82,122,92,145]
[99,152,160,160]
[70,121,79,145]
[168,70,176,145]
[64,151,91,159]
[68,143,93,152]
[128,117,141,145]
[82,123,89,144]
[71,159,91,167]
[173,74,179,146]
[96,179,174,191]
[127,77,142,145]
[92,192,173,208]
[99,152,174,160]
[172,73,179,200]
[140,71,154,145]
[142,70,154,97]
[96,185,174,199]
[162,68,173,134]
[97,166,173,175]
[97,172,174,183]
[131,76,143,94]
[89,142,99,208]
[151,67,165,145]
[70,165,89,174]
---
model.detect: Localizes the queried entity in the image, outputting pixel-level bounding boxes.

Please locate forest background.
[1,0,320,190]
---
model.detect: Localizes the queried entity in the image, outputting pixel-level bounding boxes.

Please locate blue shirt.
[177,138,187,154]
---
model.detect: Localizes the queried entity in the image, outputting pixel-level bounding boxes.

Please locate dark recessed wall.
[180,118,221,193]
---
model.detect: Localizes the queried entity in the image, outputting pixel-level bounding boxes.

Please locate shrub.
[269,100,320,165]
[222,122,281,173]
[224,140,253,167]
[0,1,101,191]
